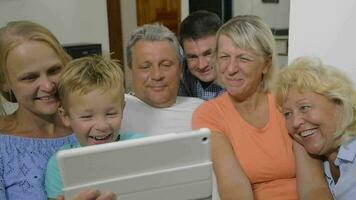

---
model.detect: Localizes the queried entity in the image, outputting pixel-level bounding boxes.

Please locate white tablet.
[57,128,212,200]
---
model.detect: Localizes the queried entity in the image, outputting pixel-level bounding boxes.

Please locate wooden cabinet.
[136,0,181,34]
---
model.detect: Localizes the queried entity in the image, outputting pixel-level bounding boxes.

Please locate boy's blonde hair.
[58,55,125,110]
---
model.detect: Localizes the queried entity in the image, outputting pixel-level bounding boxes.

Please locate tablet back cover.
[57,128,212,200]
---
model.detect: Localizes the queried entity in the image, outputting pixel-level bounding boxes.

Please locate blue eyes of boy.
[80,113,118,119]
[80,115,92,119]
[106,112,118,116]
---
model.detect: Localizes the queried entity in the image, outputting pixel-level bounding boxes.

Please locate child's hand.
[56,188,116,200]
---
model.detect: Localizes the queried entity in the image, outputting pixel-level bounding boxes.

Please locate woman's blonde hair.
[215,15,278,92]
[274,56,356,141]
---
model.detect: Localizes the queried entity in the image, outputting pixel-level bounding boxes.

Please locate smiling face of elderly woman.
[282,89,342,158]
[275,56,356,162]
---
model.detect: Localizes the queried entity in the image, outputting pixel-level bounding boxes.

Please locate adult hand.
[56,188,116,200]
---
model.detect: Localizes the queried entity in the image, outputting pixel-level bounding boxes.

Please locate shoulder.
[124,94,153,111]
[339,138,356,160]
[195,93,228,112]
[124,94,140,105]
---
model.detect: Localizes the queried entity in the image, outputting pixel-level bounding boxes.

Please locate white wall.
[120,0,138,91]
[233,0,290,29]
[289,0,356,81]
[0,0,110,53]
[233,0,290,67]
[181,0,190,20]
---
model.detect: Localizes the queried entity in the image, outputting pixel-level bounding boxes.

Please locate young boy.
[45,55,141,199]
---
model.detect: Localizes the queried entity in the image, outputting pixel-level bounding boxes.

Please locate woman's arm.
[212,132,254,200]
[293,141,333,200]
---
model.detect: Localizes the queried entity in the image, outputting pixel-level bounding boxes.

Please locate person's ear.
[262,57,272,74]
[58,106,71,127]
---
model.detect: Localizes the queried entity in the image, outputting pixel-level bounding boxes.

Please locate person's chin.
[147,96,174,108]
[303,137,325,156]
[196,73,215,82]
[150,86,166,92]
[34,106,59,116]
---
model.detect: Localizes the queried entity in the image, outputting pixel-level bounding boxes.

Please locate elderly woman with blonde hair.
[274,56,356,199]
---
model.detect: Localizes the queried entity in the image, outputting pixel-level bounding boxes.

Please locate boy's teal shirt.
[45,131,144,198]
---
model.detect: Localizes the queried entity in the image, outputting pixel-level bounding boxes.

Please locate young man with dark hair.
[178,10,224,100]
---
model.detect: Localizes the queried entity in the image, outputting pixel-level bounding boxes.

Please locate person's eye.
[300,105,311,112]
[161,62,173,68]
[20,74,38,82]
[239,56,252,62]
[186,55,198,61]
[203,50,213,57]
[138,64,151,70]
[283,111,292,119]
[218,55,229,60]
[106,112,119,117]
[80,115,92,119]
[48,65,63,75]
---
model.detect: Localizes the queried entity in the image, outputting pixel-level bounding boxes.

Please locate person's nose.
[197,56,209,70]
[291,112,305,130]
[150,66,164,81]
[94,117,110,132]
[226,58,239,75]
[39,76,56,92]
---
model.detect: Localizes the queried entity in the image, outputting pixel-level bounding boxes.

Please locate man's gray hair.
[126,23,183,68]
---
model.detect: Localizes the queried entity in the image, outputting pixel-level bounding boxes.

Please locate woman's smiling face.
[216,34,269,100]
[282,89,342,157]
[4,40,64,116]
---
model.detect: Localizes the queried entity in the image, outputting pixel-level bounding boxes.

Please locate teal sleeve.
[120,131,145,140]
[45,153,64,198]
[45,143,80,198]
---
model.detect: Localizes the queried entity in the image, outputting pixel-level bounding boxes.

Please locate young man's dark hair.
[178,10,224,100]
[179,10,222,44]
